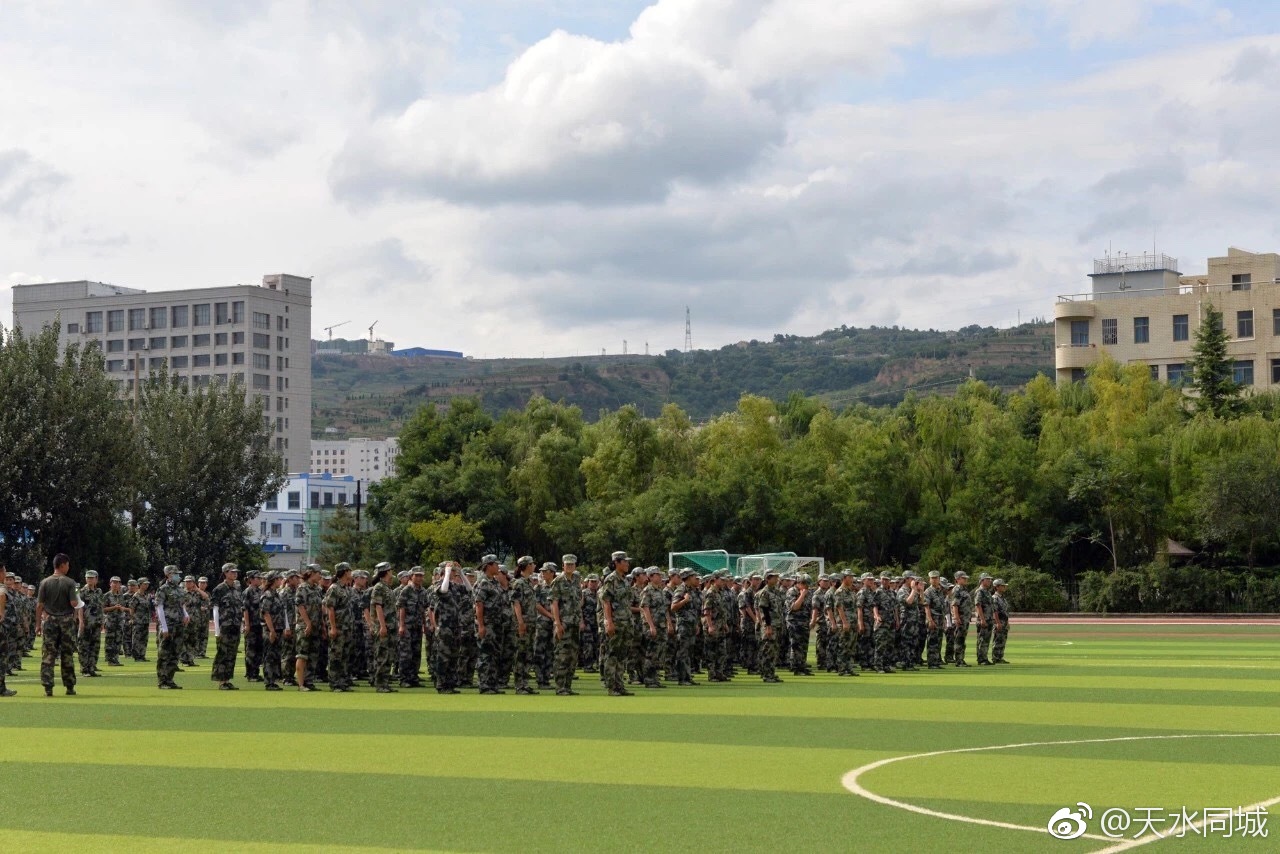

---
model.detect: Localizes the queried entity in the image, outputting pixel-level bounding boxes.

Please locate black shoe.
[45,687,54,697]
[994,659,1010,664]
[376,686,397,694]
[265,683,283,691]
[763,677,784,683]
[607,689,635,696]
[221,682,240,690]
[928,664,943,669]
[438,688,461,694]
[0,689,15,697]
[678,680,698,686]
[556,689,579,696]
[66,687,77,696]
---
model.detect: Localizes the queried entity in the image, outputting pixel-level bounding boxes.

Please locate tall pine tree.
[1190,303,1241,418]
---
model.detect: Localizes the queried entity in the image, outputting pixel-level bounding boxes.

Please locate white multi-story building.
[310,437,399,482]
[251,472,368,569]
[12,274,312,473]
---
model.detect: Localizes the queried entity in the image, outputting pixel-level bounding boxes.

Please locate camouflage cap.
[306,563,321,572]
[610,550,629,562]
[263,571,278,582]
[479,554,498,566]
[163,565,179,576]
[222,562,238,573]
[684,569,702,579]
[647,565,664,576]
[562,554,578,565]
[375,561,392,572]
[245,570,259,580]
[764,568,780,577]
[954,570,969,579]
[942,579,954,588]
[411,566,425,576]
[516,556,535,568]
[585,573,600,582]
[85,570,98,578]
[183,575,195,583]
[750,572,763,580]
[283,570,298,579]
[397,570,410,580]
[127,578,138,585]
[994,578,1008,587]
[197,576,208,583]
[978,572,993,581]
[335,562,352,573]
[927,570,941,578]
[541,562,558,573]
[109,576,121,583]
[879,572,891,580]
[902,570,916,579]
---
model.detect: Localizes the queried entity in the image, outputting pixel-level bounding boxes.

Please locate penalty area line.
[840,732,1280,845]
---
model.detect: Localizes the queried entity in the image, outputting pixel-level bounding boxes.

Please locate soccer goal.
[668,550,732,575]
[735,553,825,577]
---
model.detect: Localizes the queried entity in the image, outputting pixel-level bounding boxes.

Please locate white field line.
[840,732,1280,847]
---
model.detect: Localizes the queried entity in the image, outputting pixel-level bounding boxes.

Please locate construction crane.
[323,320,350,340]
[368,320,379,343]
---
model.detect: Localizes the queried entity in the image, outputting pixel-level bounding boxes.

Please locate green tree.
[1191,303,1241,418]
[314,504,368,566]
[133,372,286,578]
[408,511,484,566]
[1192,442,1280,567]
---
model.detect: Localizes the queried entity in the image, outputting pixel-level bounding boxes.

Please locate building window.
[232,352,244,365]
[107,339,124,353]
[277,356,285,371]
[1238,310,1254,338]
[170,335,188,348]
[192,334,211,348]
[293,523,305,539]
[193,354,211,368]
[232,301,245,324]
[85,311,103,333]
[1231,273,1252,291]
[260,521,267,538]
[106,359,123,373]
[277,376,285,392]
[232,372,244,385]
[128,338,146,350]
[1101,318,1118,345]
[149,357,166,370]
[170,355,188,368]
[233,331,244,345]
[1133,317,1150,344]
[287,491,300,509]
[253,333,271,349]
[277,315,285,331]
[215,302,230,324]
[265,495,278,510]
[171,305,188,328]
[108,310,124,332]
[270,522,282,537]
[1234,360,1254,386]
[215,353,228,367]
[1167,363,1188,385]
[1173,314,1188,342]
[67,322,80,334]
[252,373,270,390]
[149,307,167,330]
[310,491,320,507]
[1070,320,1089,346]
[215,332,228,346]
[323,492,334,507]
[128,308,146,331]
[193,304,211,326]
[253,353,270,370]
[278,336,285,351]
[252,312,270,330]
[147,336,164,350]
[337,493,346,505]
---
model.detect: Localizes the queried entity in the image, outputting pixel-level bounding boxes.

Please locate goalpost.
[735,553,825,578]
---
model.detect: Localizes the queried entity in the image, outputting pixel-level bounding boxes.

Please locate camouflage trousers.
[476,629,502,691]
[672,623,695,683]
[329,630,351,689]
[462,628,478,685]
[601,626,633,693]
[495,621,513,687]
[579,625,599,671]
[132,620,150,659]
[40,614,78,690]
[182,617,203,663]
[512,629,534,691]
[372,632,395,689]
[263,634,282,686]
[787,621,810,672]
[705,628,730,680]
[553,623,581,692]
[432,626,462,692]
[992,623,1009,661]
[757,626,780,679]
[281,629,297,681]
[952,622,970,665]
[975,622,993,663]
[640,628,666,686]
[157,629,181,684]
[211,628,240,682]
[926,624,944,666]
[104,617,124,663]
[244,624,263,678]
[857,629,874,669]
[874,622,895,669]
[944,625,956,662]
[835,628,857,675]
[814,622,830,670]
[0,631,9,690]
[533,620,554,686]
[78,621,102,673]
[397,626,423,685]
[739,622,759,672]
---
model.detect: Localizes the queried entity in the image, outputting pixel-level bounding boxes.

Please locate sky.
[3,0,1280,358]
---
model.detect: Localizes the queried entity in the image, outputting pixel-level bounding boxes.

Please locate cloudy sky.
[3,1,1280,357]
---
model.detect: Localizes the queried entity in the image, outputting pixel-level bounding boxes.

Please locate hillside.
[311,322,1055,436]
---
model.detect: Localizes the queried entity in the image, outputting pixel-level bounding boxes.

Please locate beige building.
[1055,247,1280,386]
[12,274,312,473]
[310,436,399,482]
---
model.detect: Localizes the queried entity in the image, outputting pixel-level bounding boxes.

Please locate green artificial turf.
[1,623,1277,853]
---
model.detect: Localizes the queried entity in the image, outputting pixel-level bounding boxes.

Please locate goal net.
[735,553,825,578]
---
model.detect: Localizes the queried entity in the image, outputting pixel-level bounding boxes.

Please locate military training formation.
[0,551,1013,698]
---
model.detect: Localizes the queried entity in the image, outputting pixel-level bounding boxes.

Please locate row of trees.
[363,305,1280,609]
[0,324,285,580]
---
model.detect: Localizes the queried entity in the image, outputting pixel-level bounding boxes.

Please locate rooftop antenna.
[684,306,692,353]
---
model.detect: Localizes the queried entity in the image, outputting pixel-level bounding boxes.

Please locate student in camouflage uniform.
[992,579,1011,664]
[853,574,876,670]
[897,572,923,671]
[294,565,324,690]
[599,551,636,696]
[508,558,538,694]
[923,571,948,668]
[872,573,898,673]
[241,571,264,682]
[314,572,332,683]
[754,569,785,683]
[37,554,83,696]
[209,563,243,690]
[429,562,465,694]
[532,563,556,688]
[974,573,996,665]
[701,572,732,682]
[669,570,699,685]
[812,575,831,671]
[279,570,299,685]
[102,576,129,666]
[950,571,973,667]
[0,564,16,696]
[460,570,479,687]
[473,556,505,694]
[131,578,153,661]
[122,579,137,655]
[154,566,187,689]
[785,575,814,675]
[396,567,426,687]
[737,574,759,674]
[194,577,212,659]
[549,554,584,695]
[351,571,371,681]
[638,566,670,689]
[579,574,599,671]
[493,567,514,689]
[324,563,356,692]
[259,572,284,690]
[943,578,957,663]
[368,562,398,693]
[77,570,104,676]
